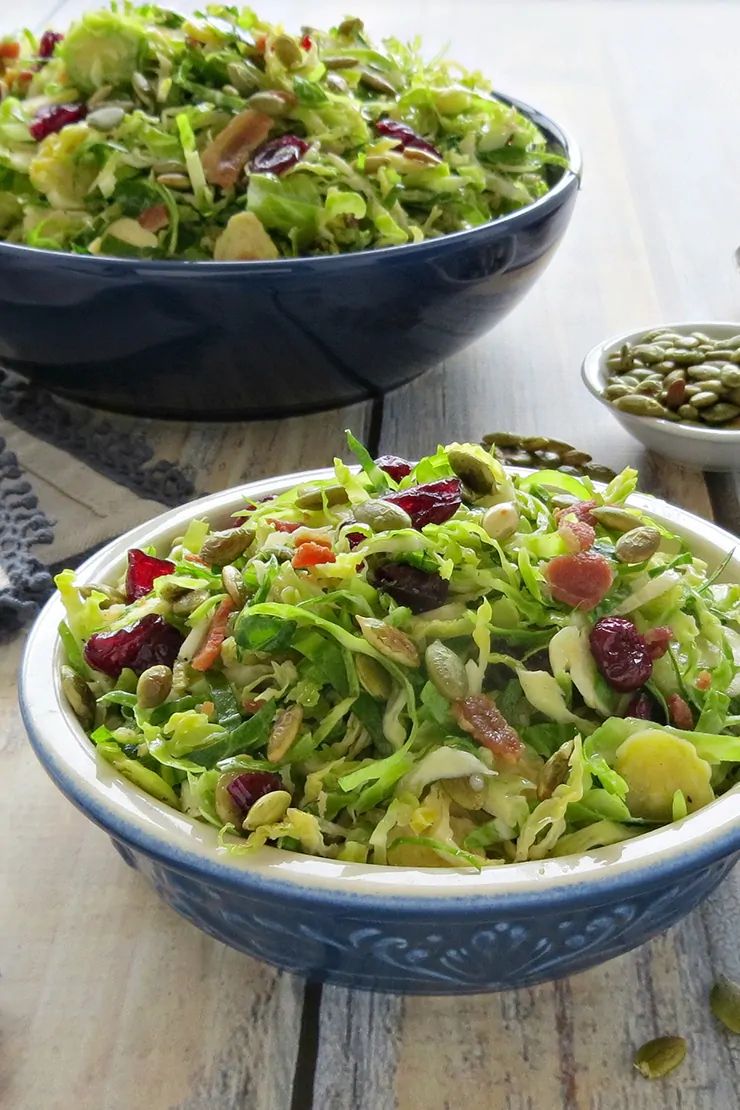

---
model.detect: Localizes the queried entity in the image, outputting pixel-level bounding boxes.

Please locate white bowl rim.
[582,320,740,443]
[19,465,740,908]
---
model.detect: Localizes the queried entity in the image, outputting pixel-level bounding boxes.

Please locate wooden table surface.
[3,2,740,1108]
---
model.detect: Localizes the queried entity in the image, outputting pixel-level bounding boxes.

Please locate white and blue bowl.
[19,468,740,994]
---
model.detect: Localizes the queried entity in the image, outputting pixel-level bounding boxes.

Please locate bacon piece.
[644,626,673,660]
[292,542,336,568]
[191,598,235,672]
[557,513,596,553]
[695,670,712,692]
[452,694,524,763]
[201,108,273,188]
[544,551,614,611]
[270,519,302,533]
[554,498,598,527]
[138,204,169,232]
[668,693,694,731]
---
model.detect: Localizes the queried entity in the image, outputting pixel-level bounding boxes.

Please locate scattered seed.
[200,527,254,566]
[710,975,740,1034]
[356,654,393,699]
[447,446,499,495]
[615,526,662,564]
[247,89,297,115]
[61,665,96,729]
[356,616,420,667]
[226,60,260,93]
[267,705,303,762]
[294,484,349,510]
[425,640,469,701]
[590,506,644,532]
[243,789,292,829]
[537,739,574,800]
[172,587,210,615]
[354,499,412,532]
[633,1036,686,1080]
[323,54,360,69]
[222,564,248,606]
[359,68,397,95]
[136,664,173,708]
[325,72,349,93]
[87,105,125,131]
[272,34,302,68]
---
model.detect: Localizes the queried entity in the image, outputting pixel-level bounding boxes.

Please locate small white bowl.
[582,321,740,471]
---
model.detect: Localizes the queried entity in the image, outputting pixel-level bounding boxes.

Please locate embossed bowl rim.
[20,466,740,910]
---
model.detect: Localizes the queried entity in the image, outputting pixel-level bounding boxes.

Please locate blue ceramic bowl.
[0,96,580,420]
[19,468,740,994]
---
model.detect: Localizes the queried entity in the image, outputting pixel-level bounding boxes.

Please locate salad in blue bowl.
[19,438,740,991]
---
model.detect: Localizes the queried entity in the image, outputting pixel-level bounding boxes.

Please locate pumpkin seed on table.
[481,432,616,481]
[710,975,740,1034]
[633,1036,686,1080]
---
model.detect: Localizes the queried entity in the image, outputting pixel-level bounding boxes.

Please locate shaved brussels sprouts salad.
[0,4,565,259]
[57,436,740,869]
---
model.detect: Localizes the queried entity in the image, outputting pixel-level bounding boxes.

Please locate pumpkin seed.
[631,344,665,363]
[323,54,360,69]
[721,366,740,388]
[226,60,260,93]
[61,665,96,730]
[222,564,248,607]
[612,394,668,417]
[356,617,420,667]
[666,349,705,365]
[678,404,700,421]
[687,364,722,381]
[590,506,643,532]
[338,16,364,36]
[294,484,349,510]
[247,89,297,115]
[359,68,397,95]
[354,499,412,532]
[356,654,392,699]
[662,368,687,386]
[537,739,574,800]
[172,587,210,615]
[87,105,126,132]
[214,770,245,825]
[633,1036,686,1080]
[447,446,498,495]
[79,581,124,605]
[605,383,631,400]
[701,402,740,424]
[691,390,720,408]
[273,34,303,68]
[425,640,469,701]
[156,172,192,189]
[710,975,740,1034]
[136,665,173,709]
[243,789,292,830]
[615,526,661,564]
[403,146,443,166]
[267,705,303,762]
[200,527,254,566]
[481,501,519,541]
[325,73,349,94]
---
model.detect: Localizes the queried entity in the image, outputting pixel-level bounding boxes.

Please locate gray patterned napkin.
[0,371,194,638]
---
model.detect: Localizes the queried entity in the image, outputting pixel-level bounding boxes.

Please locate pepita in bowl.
[582,322,740,471]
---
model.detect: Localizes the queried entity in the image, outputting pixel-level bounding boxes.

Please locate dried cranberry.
[84,614,183,677]
[125,549,176,602]
[589,617,652,693]
[30,102,87,141]
[375,118,441,160]
[345,531,366,549]
[227,771,284,815]
[371,561,449,614]
[250,135,309,175]
[544,551,614,610]
[625,690,658,720]
[39,30,63,59]
[382,478,463,530]
[375,455,413,482]
[644,626,673,660]
[300,34,312,50]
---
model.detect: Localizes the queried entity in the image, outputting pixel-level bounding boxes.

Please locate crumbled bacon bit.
[137,204,169,232]
[668,693,694,731]
[695,670,712,692]
[452,694,524,763]
[242,697,262,713]
[557,512,596,553]
[544,551,614,611]
[554,499,598,527]
[644,626,673,660]
[270,519,302,533]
